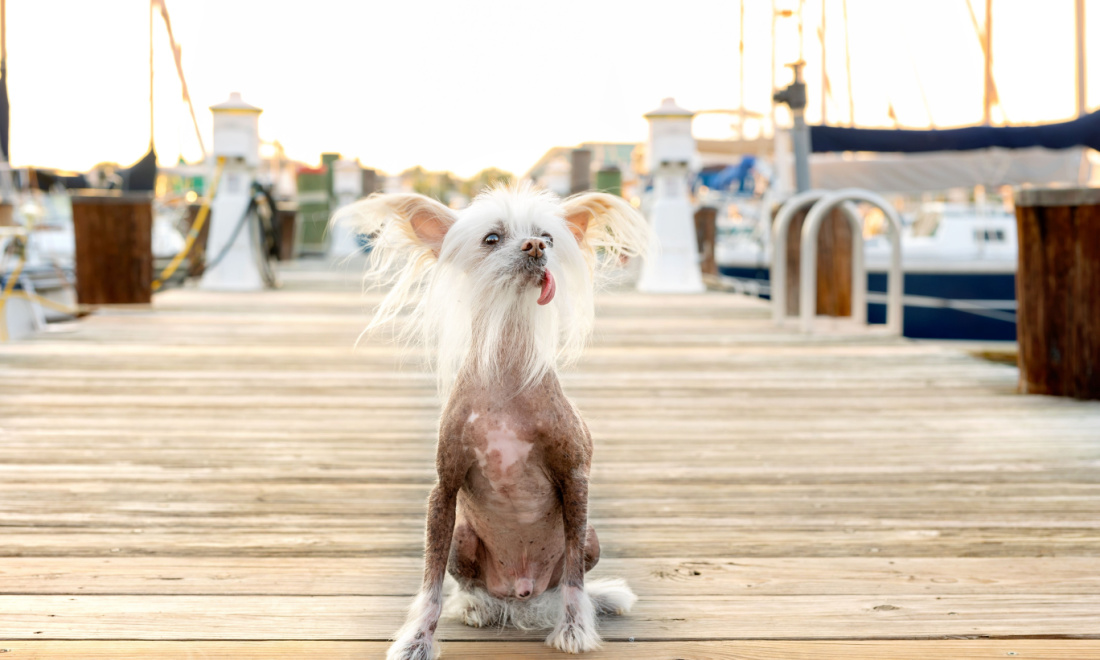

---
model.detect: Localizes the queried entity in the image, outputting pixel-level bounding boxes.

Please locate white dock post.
[201,92,266,292]
[637,98,705,294]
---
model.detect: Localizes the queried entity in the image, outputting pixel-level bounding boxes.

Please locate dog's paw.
[546,619,601,654]
[458,602,494,628]
[386,630,440,660]
[443,587,503,628]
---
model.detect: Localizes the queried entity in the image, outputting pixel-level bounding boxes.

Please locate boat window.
[974,228,1007,243]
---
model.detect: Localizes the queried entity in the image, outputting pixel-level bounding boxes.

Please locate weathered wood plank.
[3,526,1100,558]
[3,640,1098,660]
[3,595,1100,640]
[2,557,1098,596]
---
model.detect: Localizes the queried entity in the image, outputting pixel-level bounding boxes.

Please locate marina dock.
[2,261,1099,658]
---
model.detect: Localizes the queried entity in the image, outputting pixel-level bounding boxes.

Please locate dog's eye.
[483,233,500,246]
[541,233,553,247]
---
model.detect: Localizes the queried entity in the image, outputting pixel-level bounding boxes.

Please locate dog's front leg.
[547,468,600,654]
[387,481,459,660]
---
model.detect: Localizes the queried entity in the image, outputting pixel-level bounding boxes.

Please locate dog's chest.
[465,412,555,525]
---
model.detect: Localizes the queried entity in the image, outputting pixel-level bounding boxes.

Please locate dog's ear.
[333,193,457,257]
[561,192,652,265]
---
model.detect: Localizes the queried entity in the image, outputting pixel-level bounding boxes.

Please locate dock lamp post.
[773,61,812,193]
[201,92,267,291]
[637,98,706,293]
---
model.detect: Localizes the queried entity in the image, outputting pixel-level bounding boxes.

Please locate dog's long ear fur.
[333,193,456,257]
[561,192,653,270]
[331,193,457,336]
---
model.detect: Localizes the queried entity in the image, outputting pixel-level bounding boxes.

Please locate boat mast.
[770,0,777,137]
[798,0,805,63]
[1,0,7,162]
[820,0,826,124]
[1076,0,1087,117]
[966,0,1003,124]
[739,0,745,139]
[982,0,992,125]
[842,0,854,126]
[149,0,155,150]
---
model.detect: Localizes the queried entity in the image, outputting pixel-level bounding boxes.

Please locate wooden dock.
[2,262,1099,659]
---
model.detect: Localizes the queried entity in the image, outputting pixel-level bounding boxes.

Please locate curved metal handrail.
[799,188,904,334]
[770,190,861,325]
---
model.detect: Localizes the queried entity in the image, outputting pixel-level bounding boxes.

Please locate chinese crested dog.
[335,183,651,659]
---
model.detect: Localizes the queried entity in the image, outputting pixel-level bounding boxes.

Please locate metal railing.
[771,188,903,335]
[770,189,862,325]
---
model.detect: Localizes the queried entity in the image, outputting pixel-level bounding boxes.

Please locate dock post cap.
[644,98,695,118]
[1013,186,1100,208]
[210,92,263,114]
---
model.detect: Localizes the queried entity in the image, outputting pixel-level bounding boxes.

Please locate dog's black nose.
[520,238,546,259]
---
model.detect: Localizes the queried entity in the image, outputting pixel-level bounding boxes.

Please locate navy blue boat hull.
[719,266,1017,341]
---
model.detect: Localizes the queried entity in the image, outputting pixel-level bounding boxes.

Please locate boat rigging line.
[152,0,206,158]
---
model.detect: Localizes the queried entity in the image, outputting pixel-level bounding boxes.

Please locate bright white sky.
[5,0,1096,177]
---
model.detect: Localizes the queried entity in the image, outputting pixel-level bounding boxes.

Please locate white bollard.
[201,93,266,292]
[637,98,705,294]
[637,166,705,293]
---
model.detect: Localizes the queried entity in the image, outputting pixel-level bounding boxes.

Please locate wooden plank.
[3,640,1099,660]
[3,526,1100,558]
[2,557,1099,597]
[1,464,1096,487]
[3,594,1100,640]
[5,486,1099,518]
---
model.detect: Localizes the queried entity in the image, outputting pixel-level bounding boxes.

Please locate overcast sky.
[5,0,1095,176]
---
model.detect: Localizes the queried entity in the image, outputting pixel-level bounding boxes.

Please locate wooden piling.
[183,202,211,278]
[1014,187,1100,400]
[361,168,378,196]
[570,149,592,194]
[71,191,153,305]
[275,201,298,261]
[783,208,853,317]
[694,206,718,275]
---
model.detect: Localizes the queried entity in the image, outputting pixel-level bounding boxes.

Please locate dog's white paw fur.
[385,630,439,660]
[545,585,600,654]
[443,585,502,628]
[388,591,443,660]
[546,618,601,654]
[586,578,638,616]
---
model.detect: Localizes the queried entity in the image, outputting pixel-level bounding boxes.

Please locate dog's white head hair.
[334,182,651,393]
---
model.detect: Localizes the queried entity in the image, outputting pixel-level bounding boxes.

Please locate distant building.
[525,142,639,197]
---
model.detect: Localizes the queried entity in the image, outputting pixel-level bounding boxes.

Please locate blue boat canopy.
[810,110,1100,153]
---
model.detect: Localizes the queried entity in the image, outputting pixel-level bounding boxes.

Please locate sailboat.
[711,0,1094,340]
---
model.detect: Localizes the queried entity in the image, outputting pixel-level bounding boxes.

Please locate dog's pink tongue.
[537,269,556,306]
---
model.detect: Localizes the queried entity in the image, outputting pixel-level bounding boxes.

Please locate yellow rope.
[7,290,88,315]
[0,254,27,342]
[151,156,227,292]
[0,260,89,342]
